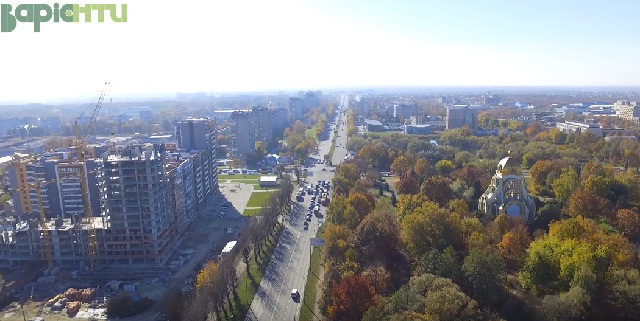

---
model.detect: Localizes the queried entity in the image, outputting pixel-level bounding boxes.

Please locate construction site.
[0,84,245,320]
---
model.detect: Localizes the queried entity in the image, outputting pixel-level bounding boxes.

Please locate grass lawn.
[305,127,315,138]
[218,174,261,181]
[299,227,324,321]
[246,191,277,207]
[227,224,282,320]
[242,208,264,216]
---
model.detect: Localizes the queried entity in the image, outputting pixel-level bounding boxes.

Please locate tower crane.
[74,81,109,271]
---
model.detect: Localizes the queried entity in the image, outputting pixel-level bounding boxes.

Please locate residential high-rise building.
[175,118,213,151]
[446,106,477,131]
[231,111,255,158]
[393,103,419,119]
[8,153,101,220]
[616,101,640,123]
[97,144,174,265]
[252,106,272,145]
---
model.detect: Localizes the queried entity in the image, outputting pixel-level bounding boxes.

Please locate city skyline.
[2,0,640,103]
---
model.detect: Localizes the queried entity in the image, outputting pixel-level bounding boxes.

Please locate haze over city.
[1,0,640,103]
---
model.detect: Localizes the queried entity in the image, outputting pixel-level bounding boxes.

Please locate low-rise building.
[555,121,602,136]
[404,124,434,135]
[363,119,383,132]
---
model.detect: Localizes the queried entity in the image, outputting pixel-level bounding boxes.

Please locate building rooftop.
[364,119,383,126]
[222,241,237,253]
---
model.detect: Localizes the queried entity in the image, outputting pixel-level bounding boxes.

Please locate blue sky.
[1,0,639,103]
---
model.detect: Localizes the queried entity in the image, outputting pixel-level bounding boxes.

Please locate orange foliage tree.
[498,225,532,270]
[328,275,376,321]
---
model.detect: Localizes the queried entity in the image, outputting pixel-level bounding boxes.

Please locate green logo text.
[1,3,127,32]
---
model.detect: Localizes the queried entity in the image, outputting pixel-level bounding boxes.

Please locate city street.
[246,97,349,321]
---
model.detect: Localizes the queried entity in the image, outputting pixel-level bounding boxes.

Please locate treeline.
[314,114,640,321]
[168,178,293,321]
[283,103,335,161]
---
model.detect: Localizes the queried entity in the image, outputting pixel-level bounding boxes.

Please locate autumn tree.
[413,158,433,181]
[580,161,613,182]
[525,121,545,136]
[324,224,352,263]
[529,159,563,195]
[498,224,532,270]
[566,188,610,219]
[195,260,218,290]
[357,144,381,168]
[396,194,429,221]
[382,274,482,321]
[420,175,454,207]
[401,201,464,257]
[615,208,640,240]
[351,200,401,265]
[435,159,455,176]
[391,155,413,178]
[344,192,375,228]
[328,275,376,321]
[396,176,420,195]
[519,217,636,294]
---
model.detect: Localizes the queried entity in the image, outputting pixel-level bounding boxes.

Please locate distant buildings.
[446,106,477,131]
[483,95,501,106]
[393,103,419,119]
[363,119,384,132]
[404,124,434,135]
[555,121,603,136]
[230,107,289,159]
[231,111,256,158]
[615,100,640,123]
[175,118,216,151]
[288,91,322,119]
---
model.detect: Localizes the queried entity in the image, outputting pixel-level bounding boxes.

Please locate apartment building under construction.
[0,120,218,268]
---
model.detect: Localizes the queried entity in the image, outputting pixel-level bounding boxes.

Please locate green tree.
[541,286,591,321]
[416,246,461,282]
[603,268,640,321]
[552,168,580,203]
[463,248,506,306]
[435,159,455,176]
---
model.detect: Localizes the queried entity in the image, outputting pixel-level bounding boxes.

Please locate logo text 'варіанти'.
[1,3,127,32]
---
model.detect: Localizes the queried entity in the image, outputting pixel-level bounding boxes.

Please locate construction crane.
[74,81,109,271]
[10,154,53,268]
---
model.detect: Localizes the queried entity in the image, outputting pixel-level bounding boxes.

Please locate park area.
[218,174,279,216]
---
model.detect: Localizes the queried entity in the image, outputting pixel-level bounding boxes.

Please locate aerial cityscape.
[2,1,640,321]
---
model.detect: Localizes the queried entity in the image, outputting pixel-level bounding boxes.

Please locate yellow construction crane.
[10,154,54,268]
[34,177,53,269]
[74,81,109,271]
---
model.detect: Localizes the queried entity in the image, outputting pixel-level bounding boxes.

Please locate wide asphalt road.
[246,96,350,321]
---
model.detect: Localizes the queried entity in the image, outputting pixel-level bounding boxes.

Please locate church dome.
[497,151,522,174]
[497,156,519,170]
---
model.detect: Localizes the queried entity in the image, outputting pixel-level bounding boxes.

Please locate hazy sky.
[1,0,640,103]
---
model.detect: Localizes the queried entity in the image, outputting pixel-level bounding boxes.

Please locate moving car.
[291,289,300,301]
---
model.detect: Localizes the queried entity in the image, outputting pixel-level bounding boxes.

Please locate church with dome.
[478,153,537,222]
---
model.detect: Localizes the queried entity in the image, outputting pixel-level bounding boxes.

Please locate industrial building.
[0,120,219,268]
